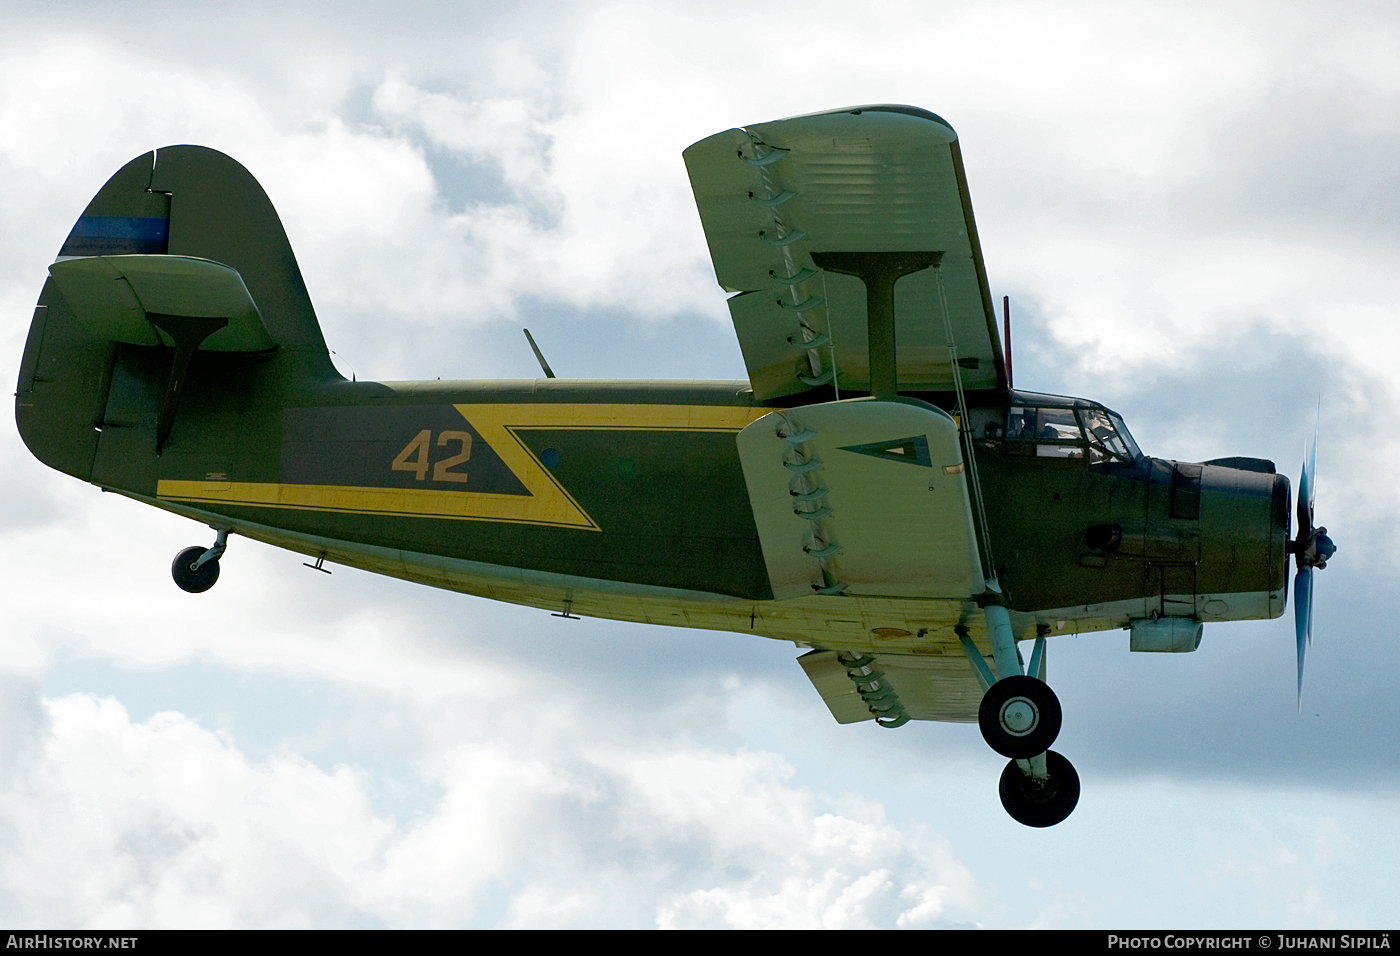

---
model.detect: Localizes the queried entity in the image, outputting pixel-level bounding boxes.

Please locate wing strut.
[809,251,941,399]
[934,266,997,584]
[150,312,230,451]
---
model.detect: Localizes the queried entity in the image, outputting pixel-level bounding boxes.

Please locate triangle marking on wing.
[837,435,933,468]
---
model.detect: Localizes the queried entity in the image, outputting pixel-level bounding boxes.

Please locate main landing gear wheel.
[999,750,1080,828]
[978,675,1062,759]
[172,545,220,593]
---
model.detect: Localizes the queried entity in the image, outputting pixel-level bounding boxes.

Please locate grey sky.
[1,0,1397,928]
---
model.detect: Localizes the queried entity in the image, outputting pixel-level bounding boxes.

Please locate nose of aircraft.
[1194,463,1291,620]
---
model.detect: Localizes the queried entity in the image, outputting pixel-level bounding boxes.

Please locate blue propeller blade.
[1305,426,1317,515]
[1291,412,1332,709]
[1294,566,1312,709]
[1297,428,1316,539]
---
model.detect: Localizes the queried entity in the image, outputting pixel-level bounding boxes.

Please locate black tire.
[172,546,220,593]
[978,675,1062,758]
[999,750,1080,828]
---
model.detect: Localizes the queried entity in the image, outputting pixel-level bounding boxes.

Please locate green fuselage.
[17,309,1289,633]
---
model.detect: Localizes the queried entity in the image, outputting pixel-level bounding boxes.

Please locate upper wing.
[684,105,1005,401]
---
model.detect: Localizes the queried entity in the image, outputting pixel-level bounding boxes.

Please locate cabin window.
[1005,406,1085,458]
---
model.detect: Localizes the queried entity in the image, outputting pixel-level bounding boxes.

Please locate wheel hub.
[1000,697,1038,735]
[978,675,1063,760]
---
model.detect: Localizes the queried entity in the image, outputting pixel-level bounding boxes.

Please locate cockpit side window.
[1078,407,1131,463]
[997,402,1142,463]
[1074,407,1143,463]
[1109,412,1142,460]
[992,394,1144,464]
[1005,406,1085,458]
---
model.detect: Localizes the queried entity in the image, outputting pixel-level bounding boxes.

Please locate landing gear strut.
[172,529,228,593]
[961,604,1080,827]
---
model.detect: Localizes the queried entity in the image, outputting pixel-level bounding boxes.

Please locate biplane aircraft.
[15,105,1335,826]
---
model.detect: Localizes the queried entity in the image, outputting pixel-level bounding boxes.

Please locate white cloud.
[0,691,386,928]
[0,688,980,928]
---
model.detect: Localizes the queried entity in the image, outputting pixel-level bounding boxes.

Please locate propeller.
[1290,426,1336,707]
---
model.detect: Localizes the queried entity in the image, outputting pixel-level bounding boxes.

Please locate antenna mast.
[1003,295,1013,388]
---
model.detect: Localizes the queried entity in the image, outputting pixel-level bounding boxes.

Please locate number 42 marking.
[391,430,473,483]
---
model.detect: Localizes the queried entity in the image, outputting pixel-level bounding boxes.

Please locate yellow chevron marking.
[155,479,599,528]
[157,403,769,528]
[456,403,769,434]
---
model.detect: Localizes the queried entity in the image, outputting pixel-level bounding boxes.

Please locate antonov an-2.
[16,105,1334,826]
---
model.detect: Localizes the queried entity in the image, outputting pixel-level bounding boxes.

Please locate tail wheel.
[999,750,1080,828]
[172,546,220,593]
[978,675,1062,758]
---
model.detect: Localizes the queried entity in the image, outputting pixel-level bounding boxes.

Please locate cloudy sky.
[1,0,1397,928]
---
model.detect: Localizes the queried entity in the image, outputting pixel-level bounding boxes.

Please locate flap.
[798,649,985,724]
[49,254,275,352]
[737,397,984,600]
[684,105,1004,400]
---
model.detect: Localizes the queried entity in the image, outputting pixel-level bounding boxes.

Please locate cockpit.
[980,390,1142,464]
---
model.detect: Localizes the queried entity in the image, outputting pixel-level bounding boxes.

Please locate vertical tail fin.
[17,145,341,484]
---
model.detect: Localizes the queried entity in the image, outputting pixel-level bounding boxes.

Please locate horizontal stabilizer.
[48,254,274,352]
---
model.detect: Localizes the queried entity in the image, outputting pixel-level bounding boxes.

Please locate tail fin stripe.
[59,215,169,257]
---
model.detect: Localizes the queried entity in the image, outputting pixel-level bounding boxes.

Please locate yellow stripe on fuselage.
[156,402,770,528]
[154,479,599,528]
[456,403,769,433]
